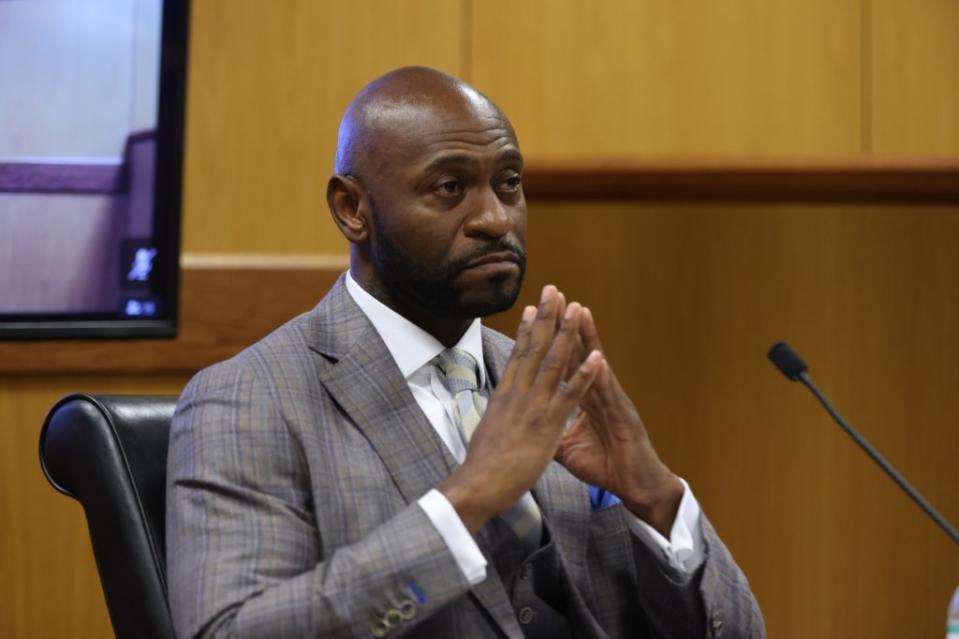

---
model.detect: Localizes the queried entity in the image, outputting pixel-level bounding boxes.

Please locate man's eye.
[501,175,522,191]
[434,180,463,196]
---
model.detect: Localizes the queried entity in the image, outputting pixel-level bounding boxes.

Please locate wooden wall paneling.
[483,201,959,638]
[182,0,464,256]
[469,0,862,157]
[0,374,191,638]
[870,0,959,154]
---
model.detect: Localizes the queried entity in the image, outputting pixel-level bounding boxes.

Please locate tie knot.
[433,348,480,393]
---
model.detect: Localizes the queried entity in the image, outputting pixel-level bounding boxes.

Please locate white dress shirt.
[345,272,703,583]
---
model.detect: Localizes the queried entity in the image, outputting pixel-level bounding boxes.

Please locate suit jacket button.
[398,598,417,620]
[371,619,389,637]
[518,606,536,625]
[385,609,403,628]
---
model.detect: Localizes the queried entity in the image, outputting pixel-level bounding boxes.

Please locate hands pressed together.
[439,284,685,537]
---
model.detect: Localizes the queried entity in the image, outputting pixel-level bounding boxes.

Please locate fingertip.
[540,284,557,303]
[581,307,600,342]
[521,305,536,323]
[580,350,607,384]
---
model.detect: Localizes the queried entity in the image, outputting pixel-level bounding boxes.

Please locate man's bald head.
[326,66,526,344]
[334,66,512,179]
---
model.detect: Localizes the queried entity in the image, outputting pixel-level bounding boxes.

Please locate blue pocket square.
[589,486,622,510]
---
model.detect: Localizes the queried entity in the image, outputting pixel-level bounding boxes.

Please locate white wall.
[0,0,161,158]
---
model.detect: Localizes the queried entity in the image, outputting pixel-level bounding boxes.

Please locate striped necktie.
[433,348,543,552]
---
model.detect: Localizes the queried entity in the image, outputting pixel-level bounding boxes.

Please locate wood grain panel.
[521,157,959,202]
[470,0,862,156]
[483,201,959,639]
[181,0,463,256]
[871,0,959,153]
[0,374,190,638]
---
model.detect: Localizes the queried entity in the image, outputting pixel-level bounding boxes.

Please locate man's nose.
[463,188,514,238]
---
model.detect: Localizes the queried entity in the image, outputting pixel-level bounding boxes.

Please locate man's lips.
[465,251,521,268]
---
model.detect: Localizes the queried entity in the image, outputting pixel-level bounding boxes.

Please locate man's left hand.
[554,306,685,537]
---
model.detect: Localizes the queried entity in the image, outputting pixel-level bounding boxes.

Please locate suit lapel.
[311,278,456,503]
[310,281,522,638]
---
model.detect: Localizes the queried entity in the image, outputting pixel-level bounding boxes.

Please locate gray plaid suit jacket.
[166,275,764,638]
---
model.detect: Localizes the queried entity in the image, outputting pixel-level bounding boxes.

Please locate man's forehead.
[371,102,517,159]
[366,94,508,132]
[335,67,519,176]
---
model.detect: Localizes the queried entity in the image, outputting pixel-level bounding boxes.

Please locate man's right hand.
[439,284,604,533]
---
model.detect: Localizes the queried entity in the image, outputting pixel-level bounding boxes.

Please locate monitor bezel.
[0,0,190,341]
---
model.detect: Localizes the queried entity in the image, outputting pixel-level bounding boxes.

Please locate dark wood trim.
[0,160,125,194]
[521,157,959,202]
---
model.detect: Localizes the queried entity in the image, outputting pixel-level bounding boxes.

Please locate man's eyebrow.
[496,149,524,168]
[422,153,481,175]
[421,149,524,175]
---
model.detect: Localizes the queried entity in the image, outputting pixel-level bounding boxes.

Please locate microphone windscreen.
[768,341,808,381]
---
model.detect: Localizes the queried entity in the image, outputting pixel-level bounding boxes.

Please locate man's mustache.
[455,241,526,271]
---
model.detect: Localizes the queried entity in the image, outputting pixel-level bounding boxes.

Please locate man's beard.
[370,205,526,319]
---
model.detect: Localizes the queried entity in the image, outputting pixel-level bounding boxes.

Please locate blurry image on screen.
[0,0,183,337]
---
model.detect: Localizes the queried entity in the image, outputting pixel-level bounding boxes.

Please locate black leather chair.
[39,394,178,639]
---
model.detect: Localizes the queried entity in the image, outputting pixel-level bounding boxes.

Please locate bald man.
[166,67,764,638]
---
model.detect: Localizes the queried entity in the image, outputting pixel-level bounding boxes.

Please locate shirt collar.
[345,271,487,386]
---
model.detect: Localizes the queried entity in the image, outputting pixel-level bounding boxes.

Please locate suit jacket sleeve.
[165,362,471,639]
[576,498,765,638]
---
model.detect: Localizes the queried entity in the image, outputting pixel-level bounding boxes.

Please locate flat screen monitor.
[0,0,189,339]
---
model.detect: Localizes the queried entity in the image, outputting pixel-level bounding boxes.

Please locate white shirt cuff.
[624,478,704,573]
[417,489,487,585]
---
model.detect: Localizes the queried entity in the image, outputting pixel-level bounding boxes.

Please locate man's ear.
[327,174,370,243]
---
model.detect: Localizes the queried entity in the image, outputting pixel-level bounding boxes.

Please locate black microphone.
[768,341,959,545]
